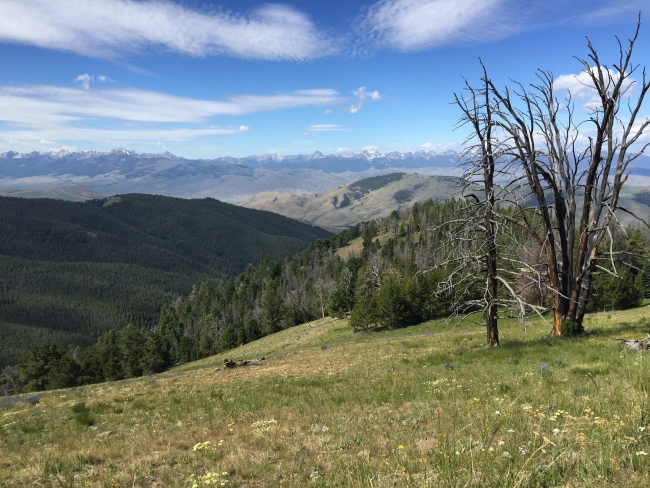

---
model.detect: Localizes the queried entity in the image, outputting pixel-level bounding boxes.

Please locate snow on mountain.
[0,147,455,162]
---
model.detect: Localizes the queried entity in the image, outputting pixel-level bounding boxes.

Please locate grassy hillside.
[239,173,465,232]
[0,194,330,367]
[2,305,649,486]
[0,185,107,202]
[241,174,650,233]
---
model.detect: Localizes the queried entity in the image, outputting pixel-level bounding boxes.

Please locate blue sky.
[0,0,648,158]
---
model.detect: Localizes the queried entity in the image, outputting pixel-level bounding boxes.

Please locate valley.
[0,194,330,367]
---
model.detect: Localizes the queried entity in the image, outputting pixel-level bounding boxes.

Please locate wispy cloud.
[0,85,342,126]
[303,124,349,136]
[307,124,348,132]
[357,0,511,52]
[0,84,342,145]
[0,0,338,61]
[355,0,637,54]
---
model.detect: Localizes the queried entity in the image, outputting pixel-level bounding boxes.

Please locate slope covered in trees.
[0,194,331,367]
[9,198,648,394]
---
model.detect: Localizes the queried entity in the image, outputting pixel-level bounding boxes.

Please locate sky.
[0,0,648,159]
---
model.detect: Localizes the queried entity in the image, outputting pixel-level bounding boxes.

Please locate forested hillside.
[0,194,330,367]
[8,198,648,394]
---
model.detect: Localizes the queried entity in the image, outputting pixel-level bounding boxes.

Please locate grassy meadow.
[2,305,650,487]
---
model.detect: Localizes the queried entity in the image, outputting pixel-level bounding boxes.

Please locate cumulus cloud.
[0,84,342,145]
[75,73,114,90]
[554,67,636,107]
[349,87,381,113]
[0,0,337,61]
[357,0,511,52]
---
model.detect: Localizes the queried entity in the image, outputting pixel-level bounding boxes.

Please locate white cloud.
[554,67,636,107]
[349,87,381,113]
[421,141,462,152]
[303,124,349,136]
[0,0,337,61]
[74,73,114,90]
[307,124,347,132]
[0,85,342,126]
[363,145,379,151]
[0,127,244,144]
[0,84,342,146]
[75,74,93,90]
[358,0,510,52]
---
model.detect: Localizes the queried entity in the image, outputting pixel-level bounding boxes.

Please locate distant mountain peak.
[0,148,181,160]
[0,147,457,161]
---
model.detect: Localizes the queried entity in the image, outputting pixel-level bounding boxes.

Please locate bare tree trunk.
[483,94,499,348]
[454,63,500,347]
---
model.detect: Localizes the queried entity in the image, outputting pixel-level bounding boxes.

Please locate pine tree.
[221,323,238,352]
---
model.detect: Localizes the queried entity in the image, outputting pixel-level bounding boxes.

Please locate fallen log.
[614,334,650,352]
[214,357,265,371]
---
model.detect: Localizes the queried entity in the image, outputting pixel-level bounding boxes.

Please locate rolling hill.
[239,173,466,232]
[2,305,650,486]
[0,193,331,367]
[0,185,107,202]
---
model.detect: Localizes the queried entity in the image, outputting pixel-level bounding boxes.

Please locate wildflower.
[193,441,215,453]
[502,451,511,458]
[398,445,404,449]
[252,419,278,435]
[549,417,557,421]
[639,427,646,432]
[636,451,648,456]
[523,405,532,411]
[189,472,228,487]
[552,428,560,434]
[507,429,514,433]
[498,440,505,446]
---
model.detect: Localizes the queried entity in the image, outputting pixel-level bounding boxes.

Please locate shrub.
[561,318,582,337]
[71,402,95,426]
[349,295,379,332]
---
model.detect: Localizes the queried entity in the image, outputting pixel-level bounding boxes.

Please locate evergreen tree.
[119,324,145,378]
[221,323,238,352]
[19,344,79,392]
[142,333,169,374]
[263,281,285,334]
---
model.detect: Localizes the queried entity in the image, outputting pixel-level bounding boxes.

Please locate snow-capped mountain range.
[1,148,648,203]
[0,148,456,163]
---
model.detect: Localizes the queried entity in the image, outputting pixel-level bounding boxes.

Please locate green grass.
[1,305,650,486]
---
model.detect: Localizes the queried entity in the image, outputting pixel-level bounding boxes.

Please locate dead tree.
[614,334,650,352]
[453,63,502,348]
[486,18,650,335]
